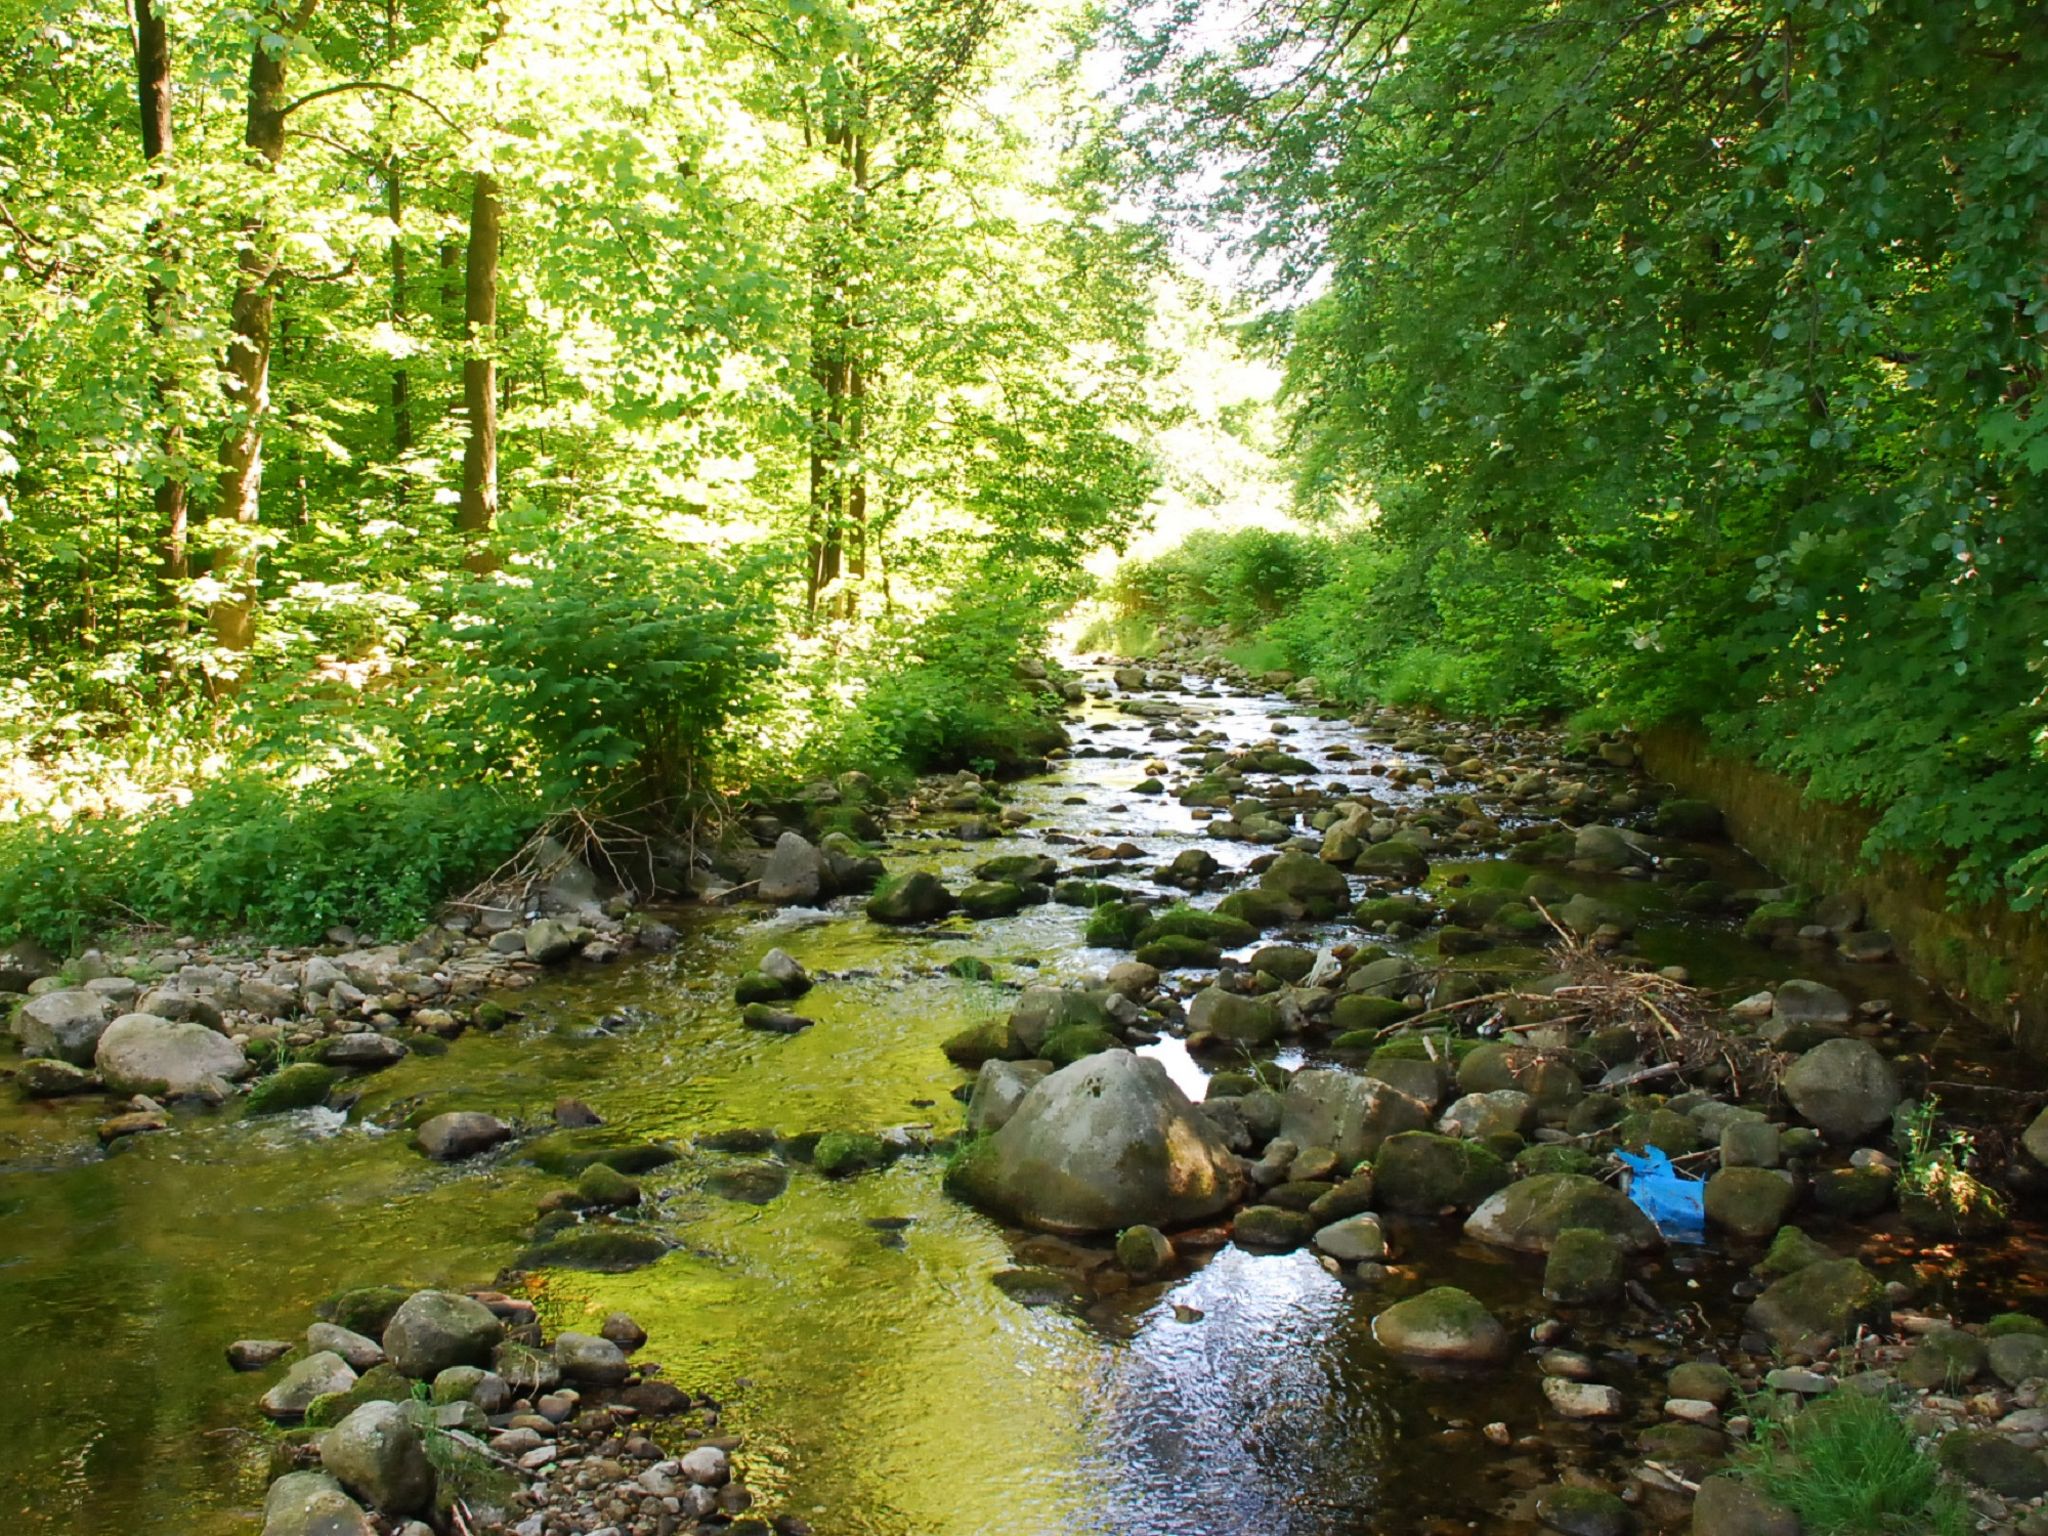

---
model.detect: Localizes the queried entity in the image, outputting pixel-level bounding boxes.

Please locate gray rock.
[380,1290,504,1378]
[414,1111,513,1162]
[1720,1118,1782,1169]
[307,1323,386,1372]
[1704,1168,1798,1240]
[553,1330,630,1385]
[1438,1089,1537,1141]
[14,1057,97,1096]
[94,1012,249,1096]
[13,989,113,1065]
[1531,1484,1633,1536]
[758,832,825,905]
[315,1033,409,1070]
[524,919,583,964]
[0,936,59,993]
[1465,1173,1660,1254]
[1186,987,1282,1045]
[1990,1332,2048,1388]
[1312,1213,1387,1263]
[321,1400,434,1517]
[2022,1105,2048,1170]
[1772,978,1851,1026]
[1280,1069,1433,1164]
[1782,1038,1900,1140]
[228,1339,293,1371]
[1746,1258,1889,1352]
[261,1471,373,1536]
[260,1351,358,1422]
[1543,1378,1623,1418]
[945,1050,1244,1235]
[965,1059,1053,1136]
[1690,1474,1799,1536]
[679,1445,730,1486]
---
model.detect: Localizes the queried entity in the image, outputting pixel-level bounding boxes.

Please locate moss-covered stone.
[1259,852,1351,918]
[1134,934,1222,970]
[315,1285,412,1339]
[1465,1172,1660,1254]
[1515,1144,1595,1178]
[1753,1224,1836,1279]
[1371,1286,1508,1363]
[1704,1167,1797,1240]
[1987,1313,2048,1339]
[1619,1106,1701,1157]
[574,1162,642,1208]
[520,1130,679,1178]
[1543,1226,1624,1305]
[1746,1258,1889,1351]
[1899,1327,1987,1390]
[1669,1361,1736,1408]
[1372,1131,1511,1213]
[814,1130,890,1178]
[1083,901,1151,949]
[1041,1022,1119,1067]
[1138,906,1257,949]
[1232,1204,1316,1251]
[304,1363,412,1429]
[957,880,1030,919]
[518,1224,674,1273]
[244,1061,338,1115]
[1116,1224,1175,1278]
[1214,887,1299,929]
[866,870,956,925]
[1330,994,1419,1035]
[941,1016,1022,1067]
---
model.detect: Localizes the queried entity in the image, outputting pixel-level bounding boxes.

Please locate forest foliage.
[1113,0,2048,910]
[0,0,1199,943]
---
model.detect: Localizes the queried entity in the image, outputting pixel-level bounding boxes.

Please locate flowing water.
[0,670,2034,1535]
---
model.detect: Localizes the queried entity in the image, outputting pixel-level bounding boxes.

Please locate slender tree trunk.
[131,0,188,599]
[211,5,315,651]
[388,167,411,457]
[457,170,500,551]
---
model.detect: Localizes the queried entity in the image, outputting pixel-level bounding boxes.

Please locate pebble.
[1543,1379,1623,1418]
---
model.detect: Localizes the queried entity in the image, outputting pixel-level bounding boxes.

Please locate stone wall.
[1640,725,2048,1058]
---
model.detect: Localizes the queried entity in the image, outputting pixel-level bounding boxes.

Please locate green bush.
[1733,1389,1969,1536]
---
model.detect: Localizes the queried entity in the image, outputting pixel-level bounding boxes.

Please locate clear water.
[0,673,2024,1535]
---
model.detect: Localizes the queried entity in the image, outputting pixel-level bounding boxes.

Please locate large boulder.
[1371,1286,1509,1364]
[1745,1258,1889,1352]
[966,1060,1053,1136]
[866,870,955,925]
[1704,1167,1797,1240]
[1258,852,1351,918]
[1280,1070,1434,1165]
[94,1012,249,1096]
[553,1331,631,1385]
[380,1290,503,1378]
[1782,1039,1899,1141]
[945,1050,1244,1235]
[261,1471,373,1536]
[1464,1173,1660,1254]
[758,832,826,905]
[13,988,113,1065]
[320,1400,434,1517]
[259,1351,358,1422]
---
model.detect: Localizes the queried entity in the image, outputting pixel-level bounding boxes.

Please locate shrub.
[1732,1389,1969,1536]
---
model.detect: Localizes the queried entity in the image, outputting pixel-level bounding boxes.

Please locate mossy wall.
[1641,726,2048,1057]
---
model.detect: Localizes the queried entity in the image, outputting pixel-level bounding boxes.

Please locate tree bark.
[210,4,315,651]
[131,0,187,596]
[457,170,500,549]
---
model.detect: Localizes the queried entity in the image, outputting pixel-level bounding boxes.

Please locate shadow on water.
[0,672,2033,1534]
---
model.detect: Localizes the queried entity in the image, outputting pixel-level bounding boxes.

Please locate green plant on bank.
[407,1383,511,1507]
[1731,1387,1970,1536]
[1894,1098,2006,1228]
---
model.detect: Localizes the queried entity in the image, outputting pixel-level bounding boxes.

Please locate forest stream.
[1,665,2038,1536]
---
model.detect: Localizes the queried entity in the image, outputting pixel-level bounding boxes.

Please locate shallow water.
[0,672,2031,1535]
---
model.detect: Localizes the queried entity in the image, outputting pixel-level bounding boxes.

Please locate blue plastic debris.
[1616,1147,1705,1243]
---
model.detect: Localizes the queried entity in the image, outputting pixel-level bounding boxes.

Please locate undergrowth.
[1732,1389,1970,1536]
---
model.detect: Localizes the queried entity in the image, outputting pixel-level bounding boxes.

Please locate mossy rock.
[1543,1226,1624,1305]
[518,1224,675,1272]
[1988,1313,2048,1339]
[1635,1423,1726,1480]
[942,1017,1022,1067]
[1669,1361,1736,1407]
[1532,1487,1633,1536]
[1753,1224,1836,1279]
[1042,1022,1119,1068]
[575,1162,642,1208]
[1250,945,1317,984]
[520,1131,680,1179]
[814,1130,889,1178]
[734,970,804,1006]
[1900,1326,1987,1391]
[1372,1131,1511,1213]
[1116,1224,1175,1278]
[1137,905,1257,949]
[1331,995,1419,1035]
[958,880,1030,919]
[1746,1258,1889,1351]
[866,870,956,925]
[1371,1285,1509,1363]
[245,1061,339,1115]
[946,956,997,982]
[1372,1032,1480,1066]
[1742,898,1809,940]
[1055,880,1129,908]
[1354,842,1429,885]
[315,1285,411,1338]
[1083,902,1151,949]
[304,1363,413,1429]
[1514,1144,1595,1178]
[975,854,1058,884]
[1937,1429,2048,1498]
[1354,896,1431,929]
[1233,1204,1317,1251]
[1619,1107,1701,1157]
[1134,934,1222,970]
[1206,1070,1258,1098]
[1214,887,1301,929]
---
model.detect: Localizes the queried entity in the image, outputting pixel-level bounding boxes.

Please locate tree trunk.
[210,7,312,651]
[388,167,411,457]
[131,0,187,598]
[457,170,500,550]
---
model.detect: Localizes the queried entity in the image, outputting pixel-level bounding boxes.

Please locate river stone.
[1670,1362,1737,1407]
[94,1011,249,1096]
[414,1111,513,1162]
[1371,1286,1509,1364]
[381,1290,503,1378]
[15,1057,97,1096]
[1258,852,1351,918]
[1720,1118,1782,1169]
[553,1330,631,1385]
[1543,1226,1624,1304]
[1782,1038,1899,1140]
[246,1062,339,1114]
[1939,1429,2048,1497]
[758,832,825,904]
[1354,841,1429,885]
[1234,1204,1317,1251]
[321,1400,434,1516]
[1116,1224,1175,1278]
[1362,1056,1444,1110]
[1187,987,1282,1046]
[1008,987,1118,1056]
[944,1049,1244,1235]
[966,1059,1053,1136]
[1990,1332,2048,1387]
[1531,1483,1633,1536]
[1573,824,1652,870]
[1543,1377,1623,1418]
[1281,1070,1434,1165]
[261,1471,373,1536]
[1373,1131,1511,1213]
[2023,1105,2048,1170]
[1900,1326,1986,1390]
[307,1323,387,1372]
[866,870,955,924]
[261,1351,359,1421]
[1746,1258,1889,1352]
[1704,1168,1797,1240]
[315,1034,409,1070]
[1313,1213,1387,1263]
[1465,1173,1659,1255]
[493,1340,561,1396]
[1439,1089,1537,1141]
[0,936,57,994]
[13,988,113,1065]
[1690,1475,1799,1536]
[524,919,583,964]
